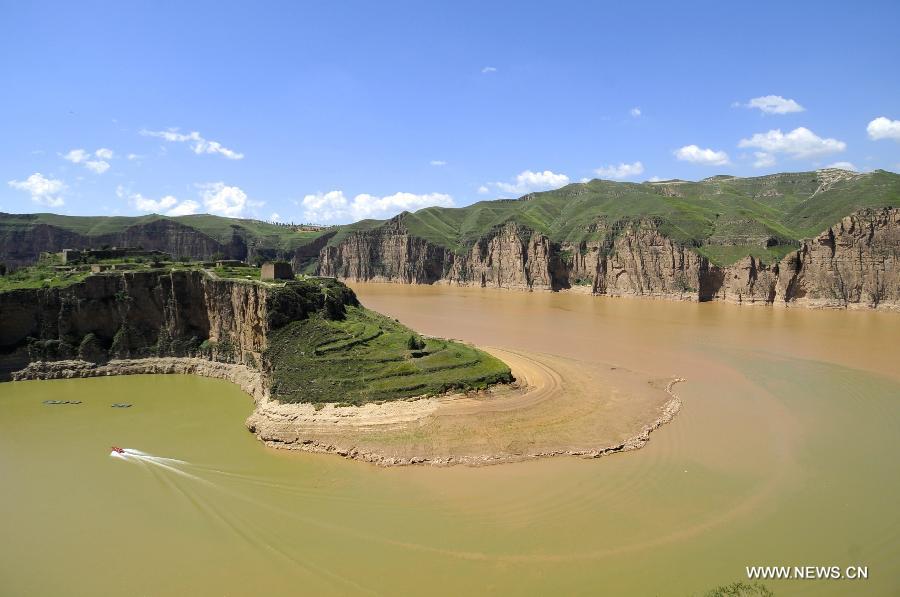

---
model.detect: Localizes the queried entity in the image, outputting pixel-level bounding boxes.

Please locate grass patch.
[265,305,512,405]
[696,244,797,267]
[0,260,91,291]
[214,265,262,280]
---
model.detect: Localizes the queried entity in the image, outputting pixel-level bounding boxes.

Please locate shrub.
[78,333,107,363]
[27,338,75,361]
[110,324,132,358]
[703,581,774,597]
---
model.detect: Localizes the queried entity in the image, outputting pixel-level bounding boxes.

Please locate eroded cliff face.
[318,208,900,310]
[777,208,899,308]
[319,217,713,298]
[0,270,275,378]
[0,218,334,270]
[0,220,238,269]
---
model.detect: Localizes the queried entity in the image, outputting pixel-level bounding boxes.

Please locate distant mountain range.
[2,169,898,309]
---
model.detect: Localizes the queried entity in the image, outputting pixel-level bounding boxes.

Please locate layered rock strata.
[320,208,900,309]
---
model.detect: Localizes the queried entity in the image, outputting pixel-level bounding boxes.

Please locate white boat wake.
[107,447,376,594]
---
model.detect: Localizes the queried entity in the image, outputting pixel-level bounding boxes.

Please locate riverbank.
[10,351,683,466]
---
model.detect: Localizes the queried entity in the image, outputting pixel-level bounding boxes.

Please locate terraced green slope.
[325,169,900,265]
[266,306,512,405]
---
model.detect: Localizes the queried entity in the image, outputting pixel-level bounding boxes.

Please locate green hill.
[0,212,328,251]
[2,169,898,269]
[326,169,900,266]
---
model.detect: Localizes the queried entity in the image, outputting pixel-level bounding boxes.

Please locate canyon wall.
[0,220,241,269]
[0,270,356,379]
[0,217,335,271]
[0,270,267,378]
[319,207,900,310]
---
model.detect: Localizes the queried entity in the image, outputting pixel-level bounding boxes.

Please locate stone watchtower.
[261,261,294,281]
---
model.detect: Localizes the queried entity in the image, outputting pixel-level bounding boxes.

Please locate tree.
[407,335,426,351]
[78,333,107,363]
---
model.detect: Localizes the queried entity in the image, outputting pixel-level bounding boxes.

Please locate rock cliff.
[0,215,335,271]
[319,207,900,310]
[0,219,238,269]
[0,270,355,379]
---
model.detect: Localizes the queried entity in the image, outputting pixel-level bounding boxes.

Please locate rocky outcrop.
[774,208,899,308]
[319,208,900,310]
[0,270,356,379]
[589,220,710,300]
[446,222,560,290]
[319,219,448,284]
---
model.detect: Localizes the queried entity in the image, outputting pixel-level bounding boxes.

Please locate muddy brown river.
[1,284,898,595]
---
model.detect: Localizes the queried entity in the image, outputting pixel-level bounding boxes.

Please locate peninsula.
[1,252,680,465]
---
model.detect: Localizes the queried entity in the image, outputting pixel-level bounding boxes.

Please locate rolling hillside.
[2,169,898,272]
[325,169,900,266]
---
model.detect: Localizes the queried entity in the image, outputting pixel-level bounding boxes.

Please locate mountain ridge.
[2,169,898,310]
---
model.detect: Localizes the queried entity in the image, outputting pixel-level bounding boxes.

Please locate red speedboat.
[111,446,125,454]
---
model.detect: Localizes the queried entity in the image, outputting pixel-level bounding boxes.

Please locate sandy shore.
[10,351,684,467]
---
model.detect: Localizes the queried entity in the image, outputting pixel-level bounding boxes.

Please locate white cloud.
[141,129,244,160]
[824,161,858,171]
[301,191,454,224]
[485,169,570,195]
[62,148,113,174]
[738,127,846,158]
[84,160,110,174]
[134,194,178,212]
[8,173,66,206]
[477,185,490,195]
[594,161,644,179]
[741,95,805,114]
[120,182,250,217]
[867,116,900,141]
[674,145,730,166]
[752,152,776,168]
[629,107,641,118]
[124,189,199,216]
[193,139,243,160]
[167,200,200,216]
[647,176,663,182]
[63,149,90,164]
[481,66,497,74]
[429,160,447,166]
[197,182,260,217]
[270,212,281,222]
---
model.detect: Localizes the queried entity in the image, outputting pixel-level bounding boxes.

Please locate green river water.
[1,284,898,596]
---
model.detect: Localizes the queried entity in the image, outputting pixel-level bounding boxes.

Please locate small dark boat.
[111,446,125,454]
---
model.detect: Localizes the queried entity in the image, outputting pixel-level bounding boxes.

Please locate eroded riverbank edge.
[9,353,685,467]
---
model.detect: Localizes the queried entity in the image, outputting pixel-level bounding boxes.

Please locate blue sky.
[2,0,898,223]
